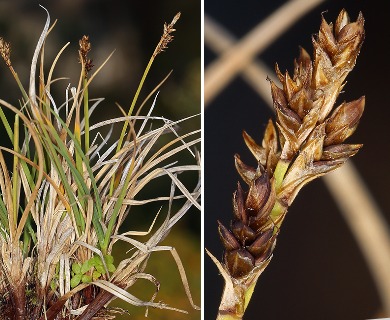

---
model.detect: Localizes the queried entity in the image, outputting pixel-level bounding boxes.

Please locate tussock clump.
[0,7,200,320]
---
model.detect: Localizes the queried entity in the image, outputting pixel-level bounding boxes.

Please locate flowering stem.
[109,55,154,197]
[118,55,154,148]
[12,114,19,227]
[110,13,180,197]
[74,102,83,175]
[83,77,90,154]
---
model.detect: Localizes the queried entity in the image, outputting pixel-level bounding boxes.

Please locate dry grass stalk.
[209,9,365,319]
[0,7,200,320]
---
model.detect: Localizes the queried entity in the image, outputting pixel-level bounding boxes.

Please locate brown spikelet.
[153,12,181,57]
[218,167,277,279]
[0,37,11,67]
[79,35,94,76]
[273,9,365,203]
[270,10,365,162]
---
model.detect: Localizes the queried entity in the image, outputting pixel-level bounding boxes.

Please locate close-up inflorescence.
[211,9,365,319]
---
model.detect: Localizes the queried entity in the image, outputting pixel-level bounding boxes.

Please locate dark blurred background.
[0,1,200,319]
[205,0,390,319]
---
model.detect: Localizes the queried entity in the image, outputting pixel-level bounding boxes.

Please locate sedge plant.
[0,7,200,320]
[207,9,365,319]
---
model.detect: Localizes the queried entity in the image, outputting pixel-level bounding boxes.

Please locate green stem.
[117,55,155,152]
[10,67,29,103]
[109,54,155,196]
[83,77,90,154]
[74,80,85,213]
[270,200,287,228]
[74,119,83,175]
[273,159,290,192]
[12,114,19,228]
[243,281,257,311]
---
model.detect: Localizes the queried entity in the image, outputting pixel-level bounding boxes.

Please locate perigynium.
[0,7,200,320]
[208,9,364,319]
